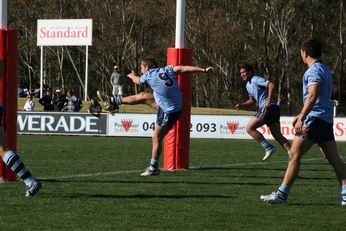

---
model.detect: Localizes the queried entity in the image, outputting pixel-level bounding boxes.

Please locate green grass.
[0,136,345,230]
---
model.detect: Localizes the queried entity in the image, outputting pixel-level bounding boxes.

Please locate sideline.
[40,157,328,180]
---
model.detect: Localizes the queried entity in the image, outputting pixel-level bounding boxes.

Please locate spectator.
[23,94,35,111]
[31,83,40,98]
[53,89,66,112]
[62,90,83,112]
[38,90,54,111]
[88,97,102,114]
[110,65,124,97]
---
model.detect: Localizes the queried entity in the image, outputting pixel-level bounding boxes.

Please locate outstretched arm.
[127,72,141,85]
[173,66,213,74]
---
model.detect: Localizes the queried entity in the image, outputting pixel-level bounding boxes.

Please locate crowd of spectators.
[21,88,86,113]
[20,88,107,114]
[19,65,124,114]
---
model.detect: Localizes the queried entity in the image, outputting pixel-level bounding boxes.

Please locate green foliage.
[0,136,345,230]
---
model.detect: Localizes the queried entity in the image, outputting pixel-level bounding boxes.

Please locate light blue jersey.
[140,65,182,113]
[246,76,274,109]
[303,61,333,124]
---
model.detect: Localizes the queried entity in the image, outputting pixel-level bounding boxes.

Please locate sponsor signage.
[108,113,156,137]
[107,114,346,141]
[37,19,92,46]
[17,112,107,135]
[16,112,346,141]
[107,113,253,138]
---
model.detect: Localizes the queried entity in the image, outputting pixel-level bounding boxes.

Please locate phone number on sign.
[142,122,217,133]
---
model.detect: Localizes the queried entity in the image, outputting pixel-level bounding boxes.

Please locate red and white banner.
[107,113,156,137]
[107,113,346,141]
[37,19,92,46]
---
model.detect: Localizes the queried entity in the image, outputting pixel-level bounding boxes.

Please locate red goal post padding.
[163,48,192,170]
[0,29,18,181]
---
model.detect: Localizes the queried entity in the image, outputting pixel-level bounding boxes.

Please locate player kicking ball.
[236,64,291,161]
[108,58,213,176]
[0,102,42,196]
[96,90,120,113]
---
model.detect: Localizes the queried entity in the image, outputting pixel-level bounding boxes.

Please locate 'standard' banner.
[17,112,107,135]
[37,19,93,46]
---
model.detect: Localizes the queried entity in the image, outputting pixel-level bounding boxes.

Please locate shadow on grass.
[40,178,277,186]
[41,193,234,200]
[287,202,335,206]
[193,166,334,172]
[190,166,287,171]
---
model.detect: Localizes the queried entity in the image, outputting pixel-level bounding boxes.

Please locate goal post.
[0,28,18,181]
[163,48,192,170]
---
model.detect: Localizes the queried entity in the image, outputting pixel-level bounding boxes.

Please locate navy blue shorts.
[255,104,280,125]
[296,117,334,143]
[156,107,181,130]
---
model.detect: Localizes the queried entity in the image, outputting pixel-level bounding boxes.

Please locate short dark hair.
[240,64,254,73]
[301,39,322,58]
[141,58,159,69]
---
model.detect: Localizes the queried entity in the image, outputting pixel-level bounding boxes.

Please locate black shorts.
[156,107,181,130]
[296,117,334,143]
[255,104,280,125]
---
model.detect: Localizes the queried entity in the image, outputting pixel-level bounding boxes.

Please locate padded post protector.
[163,48,192,170]
[0,29,18,181]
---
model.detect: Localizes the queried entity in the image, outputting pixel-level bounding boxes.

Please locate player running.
[236,64,290,160]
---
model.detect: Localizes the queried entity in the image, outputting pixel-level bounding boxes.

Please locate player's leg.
[319,141,346,184]
[121,92,157,110]
[246,116,275,160]
[263,105,290,159]
[261,117,329,204]
[261,136,313,204]
[246,116,265,142]
[269,122,291,153]
[141,109,181,176]
[0,127,41,196]
[143,124,169,175]
[282,137,313,186]
[319,140,346,205]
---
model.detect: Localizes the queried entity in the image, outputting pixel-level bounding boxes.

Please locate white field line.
[40,157,330,180]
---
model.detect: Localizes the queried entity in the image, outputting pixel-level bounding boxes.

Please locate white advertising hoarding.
[108,113,157,137]
[107,113,346,141]
[107,114,256,139]
[37,19,92,46]
[16,112,346,141]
